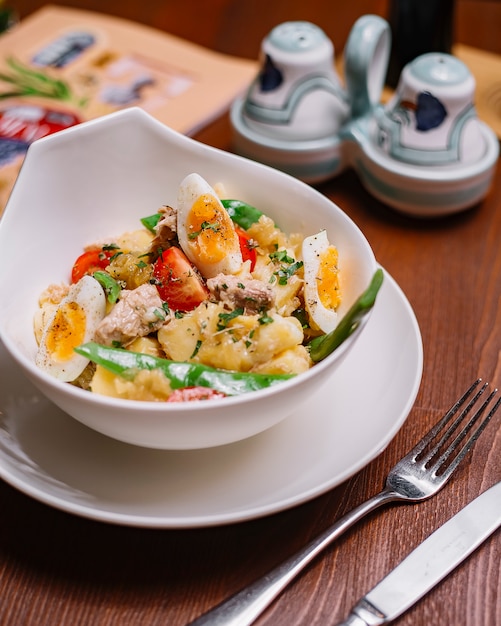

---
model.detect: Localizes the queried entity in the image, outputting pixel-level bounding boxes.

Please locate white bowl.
[0,107,377,449]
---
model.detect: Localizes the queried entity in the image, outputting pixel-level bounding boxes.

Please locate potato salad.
[33,173,344,402]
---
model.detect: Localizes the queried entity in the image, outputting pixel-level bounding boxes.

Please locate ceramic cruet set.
[230,15,499,217]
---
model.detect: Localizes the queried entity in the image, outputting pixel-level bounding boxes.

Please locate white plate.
[0,268,422,528]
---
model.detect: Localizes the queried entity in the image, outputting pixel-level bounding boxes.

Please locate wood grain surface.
[1,2,500,625]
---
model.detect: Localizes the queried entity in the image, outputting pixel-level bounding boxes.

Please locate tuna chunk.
[207,273,275,313]
[94,283,167,346]
[153,206,177,243]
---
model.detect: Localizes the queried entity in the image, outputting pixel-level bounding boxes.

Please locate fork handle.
[188,487,400,626]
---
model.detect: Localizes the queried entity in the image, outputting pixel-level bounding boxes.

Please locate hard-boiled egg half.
[36,275,106,381]
[302,230,341,333]
[177,173,243,278]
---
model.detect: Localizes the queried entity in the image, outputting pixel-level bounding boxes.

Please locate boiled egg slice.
[302,230,341,333]
[36,274,107,381]
[177,173,243,278]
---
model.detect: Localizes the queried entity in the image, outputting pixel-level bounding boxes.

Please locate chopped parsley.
[188,221,221,240]
[217,307,244,331]
[273,260,303,285]
[190,339,202,358]
[258,312,274,325]
[153,308,167,321]
[269,249,295,264]
[268,248,303,285]
[102,243,120,252]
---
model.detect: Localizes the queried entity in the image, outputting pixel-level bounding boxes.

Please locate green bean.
[92,271,121,304]
[308,269,384,363]
[75,342,294,396]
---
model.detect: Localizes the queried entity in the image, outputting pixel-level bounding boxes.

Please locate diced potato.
[127,335,164,357]
[250,314,304,363]
[252,250,303,316]
[84,228,154,254]
[196,310,257,372]
[247,215,293,252]
[158,302,221,362]
[90,364,172,401]
[250,345,312,375]
[158,303,305,373]
[114,229,154,253]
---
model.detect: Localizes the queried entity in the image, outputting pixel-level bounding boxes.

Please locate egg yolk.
[44,301,87,361]
[317,246,341,310]
[187,194,238,263]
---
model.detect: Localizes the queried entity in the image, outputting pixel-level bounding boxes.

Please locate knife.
[337,480,501,625]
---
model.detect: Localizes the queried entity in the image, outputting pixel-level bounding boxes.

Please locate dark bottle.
[386,0,456,87]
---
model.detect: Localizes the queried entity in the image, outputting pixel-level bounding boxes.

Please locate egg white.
[177,173,243,278]
[36,275,107,381]
[302,230,340,333]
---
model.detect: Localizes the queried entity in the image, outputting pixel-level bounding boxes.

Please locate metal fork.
[189,379,501,626]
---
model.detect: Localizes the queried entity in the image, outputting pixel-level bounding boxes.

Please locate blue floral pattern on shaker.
[393,91,448,131]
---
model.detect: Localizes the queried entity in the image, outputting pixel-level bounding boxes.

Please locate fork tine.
[410,379,483,460]
[436,391,501,481]
[424,381,490,463]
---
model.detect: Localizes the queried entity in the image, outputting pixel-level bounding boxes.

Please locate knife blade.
[338,480,501,625]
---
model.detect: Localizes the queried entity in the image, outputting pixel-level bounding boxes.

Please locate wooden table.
[1,2,500,625]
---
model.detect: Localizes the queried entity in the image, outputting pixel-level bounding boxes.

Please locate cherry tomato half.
[167,386,227,402]
[71,249,113,283]
[235,226,257,271]
[152,246,208,311]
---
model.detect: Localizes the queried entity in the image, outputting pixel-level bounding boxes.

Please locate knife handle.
[336,599,385,625]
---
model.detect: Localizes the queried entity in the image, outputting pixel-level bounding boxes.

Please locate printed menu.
[0,5,257,213]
